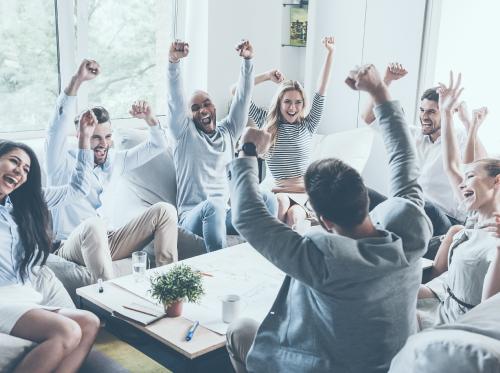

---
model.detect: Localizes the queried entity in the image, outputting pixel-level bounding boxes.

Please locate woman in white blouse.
[0,111,99,373]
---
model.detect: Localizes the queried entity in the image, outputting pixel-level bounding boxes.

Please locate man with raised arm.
[225,64,432,373]
[45,59,178,282]
[361,63,489,236]
[167,40,277,252]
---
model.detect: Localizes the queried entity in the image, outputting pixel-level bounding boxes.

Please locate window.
[0,0,175,136]
[0,1,58,133]
[431,0,500,154]
[78,0,173,119]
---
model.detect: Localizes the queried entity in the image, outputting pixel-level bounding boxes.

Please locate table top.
[77,280,227,359]
[76,242,285,359]
[77,242,434,359]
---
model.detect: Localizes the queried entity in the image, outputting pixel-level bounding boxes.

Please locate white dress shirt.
[410,126,467,220]
[45,93,168,240]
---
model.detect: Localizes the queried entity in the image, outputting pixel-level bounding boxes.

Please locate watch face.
[242,142,257,156]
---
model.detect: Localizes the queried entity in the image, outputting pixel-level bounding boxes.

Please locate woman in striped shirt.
[246,36,334,228]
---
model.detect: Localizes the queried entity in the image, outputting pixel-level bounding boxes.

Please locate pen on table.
[98,278,103,293]
[198,271,213,277]
[185,320,199,341]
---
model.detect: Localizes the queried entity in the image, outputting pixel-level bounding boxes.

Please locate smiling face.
[90,122,113,166]
[419,99,441,139]
[459,162,500,212]
[279,89,304,124]
[0,148,31,201]
[190,91,217,134]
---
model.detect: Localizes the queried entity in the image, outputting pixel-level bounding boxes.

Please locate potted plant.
[149,264,205,317]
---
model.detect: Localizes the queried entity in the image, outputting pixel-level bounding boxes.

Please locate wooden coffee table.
[76,243,285,372]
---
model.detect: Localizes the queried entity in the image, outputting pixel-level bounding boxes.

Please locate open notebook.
[112,301,166,326]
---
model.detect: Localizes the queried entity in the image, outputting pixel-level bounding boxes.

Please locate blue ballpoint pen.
[185,321,199,341]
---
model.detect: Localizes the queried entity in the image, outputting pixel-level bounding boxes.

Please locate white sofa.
[390,293,500,373]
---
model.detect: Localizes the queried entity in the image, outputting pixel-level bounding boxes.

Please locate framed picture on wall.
[290,6,308,46]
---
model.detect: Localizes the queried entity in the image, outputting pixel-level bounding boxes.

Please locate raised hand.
[322,36,335,53]
[76,59,100,82]
[169,40,189,63]
[454,101,472,129]
[384,62,407,85]
[240,127,271,157]
[236,40,254,59]
[65,59,100,96]
[129,100,158,127]
[78,110,97,149]
[472,106,489,128]
[268,69,285,84]
[437,71,464,113]
[345,64,383,92]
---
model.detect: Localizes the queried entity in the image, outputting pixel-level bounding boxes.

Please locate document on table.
[111,243,285,335]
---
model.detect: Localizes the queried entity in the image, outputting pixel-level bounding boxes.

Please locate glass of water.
[132,251,148,282]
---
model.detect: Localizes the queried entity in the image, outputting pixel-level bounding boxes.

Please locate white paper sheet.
[111,243,285,334]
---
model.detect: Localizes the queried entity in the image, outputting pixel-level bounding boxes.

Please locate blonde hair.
[473,157,500,178]
[264,80,308,144]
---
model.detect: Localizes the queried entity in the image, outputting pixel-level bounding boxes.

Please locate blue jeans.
[180,190,278,252]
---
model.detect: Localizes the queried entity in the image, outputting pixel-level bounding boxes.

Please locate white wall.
[305,0,366,133]
[205,0,282,113]
[361,0,427,194]
[304,0,427,194]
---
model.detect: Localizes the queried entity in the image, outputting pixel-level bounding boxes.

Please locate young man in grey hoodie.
[225,64,432,373]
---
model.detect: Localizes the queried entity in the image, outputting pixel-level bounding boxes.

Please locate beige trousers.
[56,202,178,281]
[226,318,259,373]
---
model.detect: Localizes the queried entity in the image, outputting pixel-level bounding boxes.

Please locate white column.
[304,0,367,134]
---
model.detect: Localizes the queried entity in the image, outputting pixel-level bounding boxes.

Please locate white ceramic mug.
[222,294,241,323]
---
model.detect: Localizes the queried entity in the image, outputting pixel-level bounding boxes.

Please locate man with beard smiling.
[44,59,179,282]
[362,70,488,236]
[167,40,277,252]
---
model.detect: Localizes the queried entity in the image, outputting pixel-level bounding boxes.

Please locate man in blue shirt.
[46,59,178,282]
[167,40,277,252]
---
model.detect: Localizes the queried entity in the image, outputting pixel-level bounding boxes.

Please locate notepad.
[112,301,166,326]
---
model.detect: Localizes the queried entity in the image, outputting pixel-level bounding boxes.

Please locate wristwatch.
[241,142,257,157]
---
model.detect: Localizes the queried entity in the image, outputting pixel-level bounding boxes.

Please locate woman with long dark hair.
[0,111,100,373]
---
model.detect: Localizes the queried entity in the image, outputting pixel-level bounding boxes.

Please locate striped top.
[249,92,325,180]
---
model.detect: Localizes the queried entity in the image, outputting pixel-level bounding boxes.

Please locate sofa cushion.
[390,293,500,373]
[389,330,500,373]
[0,334,35,373]
[113,127,177,206]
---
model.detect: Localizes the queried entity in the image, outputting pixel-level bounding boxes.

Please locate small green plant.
[149,264,205,306]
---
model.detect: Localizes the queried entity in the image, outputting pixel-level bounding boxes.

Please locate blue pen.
[185,321,199,341]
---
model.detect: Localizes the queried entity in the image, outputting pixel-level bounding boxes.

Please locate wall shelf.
[281,44,306,47]
[283,0,308,7]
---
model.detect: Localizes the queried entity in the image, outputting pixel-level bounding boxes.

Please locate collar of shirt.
[1,195,13,211]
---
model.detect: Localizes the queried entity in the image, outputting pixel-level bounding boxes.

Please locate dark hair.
[475,158,500,177]
[305,158,369,228]
[420,87,439,103]
[0,141,52,282]
[74,106,110,127]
